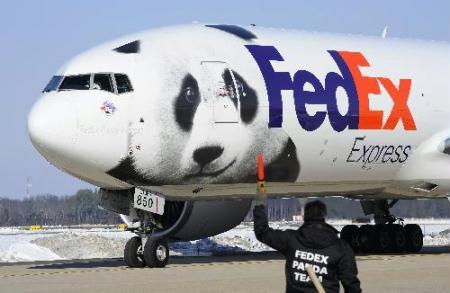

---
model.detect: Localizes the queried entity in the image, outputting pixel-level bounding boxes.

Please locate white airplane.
[28,24,450,268]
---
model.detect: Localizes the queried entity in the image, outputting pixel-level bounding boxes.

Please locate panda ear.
[231,71,258,124]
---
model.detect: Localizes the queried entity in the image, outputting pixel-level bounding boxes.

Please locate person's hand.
[256,181,267,205]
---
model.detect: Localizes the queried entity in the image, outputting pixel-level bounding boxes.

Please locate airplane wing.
[387,129,450,197]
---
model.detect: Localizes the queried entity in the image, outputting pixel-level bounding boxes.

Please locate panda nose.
[193,146,224,166]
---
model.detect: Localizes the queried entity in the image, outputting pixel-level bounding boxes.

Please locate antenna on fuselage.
[382,26,388,39]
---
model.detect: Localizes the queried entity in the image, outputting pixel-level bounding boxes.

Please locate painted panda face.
[173,69,259,183]
[107,34,298,185]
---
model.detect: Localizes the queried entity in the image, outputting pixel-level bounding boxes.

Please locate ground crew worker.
[254,200,362,293]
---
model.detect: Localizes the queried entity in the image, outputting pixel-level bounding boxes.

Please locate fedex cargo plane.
[28,24,450,267]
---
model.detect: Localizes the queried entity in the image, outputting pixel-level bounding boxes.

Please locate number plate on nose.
[133,188,165,215]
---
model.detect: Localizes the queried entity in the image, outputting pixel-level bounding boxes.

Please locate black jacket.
[254,205,361,293]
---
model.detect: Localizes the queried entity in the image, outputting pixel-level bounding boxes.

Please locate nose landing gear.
[123,213,171,268]
[340,200,424,254]
[143,237,169,268]
[124,235,170,268]
[124,236,146,268]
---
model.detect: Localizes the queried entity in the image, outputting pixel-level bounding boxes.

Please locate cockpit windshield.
[42,75,63,93]
[59,75,91,91]
[93,74,113,92]
[443,138,450,155]
[115,74,133,93]
[42,73,133,94]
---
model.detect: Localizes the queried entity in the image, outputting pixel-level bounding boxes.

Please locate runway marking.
[355,253,444,262]
[0,266,160,279]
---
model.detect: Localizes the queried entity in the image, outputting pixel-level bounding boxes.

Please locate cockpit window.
[115,74,133,94]
[43,75,63,92]
[43,73,133,94]
[59,75,90,91]
[442,138,450,155]
[93,74,113,92]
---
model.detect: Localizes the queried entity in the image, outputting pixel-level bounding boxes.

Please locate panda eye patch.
[222,70,258,124]
[174,74,200,132]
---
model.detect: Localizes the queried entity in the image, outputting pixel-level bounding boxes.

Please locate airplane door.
[200,61,240,123]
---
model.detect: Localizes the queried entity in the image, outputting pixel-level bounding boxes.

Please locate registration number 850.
[133,188,165,215]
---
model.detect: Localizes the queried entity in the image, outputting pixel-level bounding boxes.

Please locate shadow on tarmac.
[22,246,449,270]
[26,251,284,270]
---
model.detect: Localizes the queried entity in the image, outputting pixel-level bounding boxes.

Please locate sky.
[0,0,449,198]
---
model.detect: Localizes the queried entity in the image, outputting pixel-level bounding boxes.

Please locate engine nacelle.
[99,189,252,241]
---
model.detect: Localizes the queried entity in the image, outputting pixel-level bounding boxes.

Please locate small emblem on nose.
[100,101,116,115]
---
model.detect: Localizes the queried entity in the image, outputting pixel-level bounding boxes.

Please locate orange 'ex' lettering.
[338,51,415,130]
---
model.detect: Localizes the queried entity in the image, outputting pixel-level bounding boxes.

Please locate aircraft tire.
[340,225,360,252]
[405,224,423,253]
[388,224,406,252]
[124,236,146,268]
[144,238,169,268]
[375,224,390,253]
[359,225,377,253]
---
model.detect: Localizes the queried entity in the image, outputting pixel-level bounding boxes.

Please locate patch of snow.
[423,235,450,246]
[0,241,62,262]
[32,232,133,259]
[0,219,448,262]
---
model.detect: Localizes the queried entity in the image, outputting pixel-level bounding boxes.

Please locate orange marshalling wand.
[257,152,265,181]
[256,153,267,204]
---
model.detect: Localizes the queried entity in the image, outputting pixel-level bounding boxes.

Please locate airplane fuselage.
[28,24,450,200]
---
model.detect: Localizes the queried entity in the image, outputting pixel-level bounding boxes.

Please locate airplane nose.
[28,92,132,189]
[28,96,77,163]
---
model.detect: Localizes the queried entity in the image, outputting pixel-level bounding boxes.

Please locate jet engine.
[99,189,252,241]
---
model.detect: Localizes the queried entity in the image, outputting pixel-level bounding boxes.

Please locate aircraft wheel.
[388,224,406,252]
[124,236,146,268]
[405,224,423,253]
[359,225,376,253]
[375,225,390,253]
[340,225,360,252]
[144,238,169,268]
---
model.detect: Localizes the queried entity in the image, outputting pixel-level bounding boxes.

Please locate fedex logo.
[245,45,416,132]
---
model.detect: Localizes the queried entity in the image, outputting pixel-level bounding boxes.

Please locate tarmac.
[0,246,448,293]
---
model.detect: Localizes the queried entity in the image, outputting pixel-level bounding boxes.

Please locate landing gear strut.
[340,200,423,253]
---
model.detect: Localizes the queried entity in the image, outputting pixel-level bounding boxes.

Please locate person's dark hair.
[304,200,327,222]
